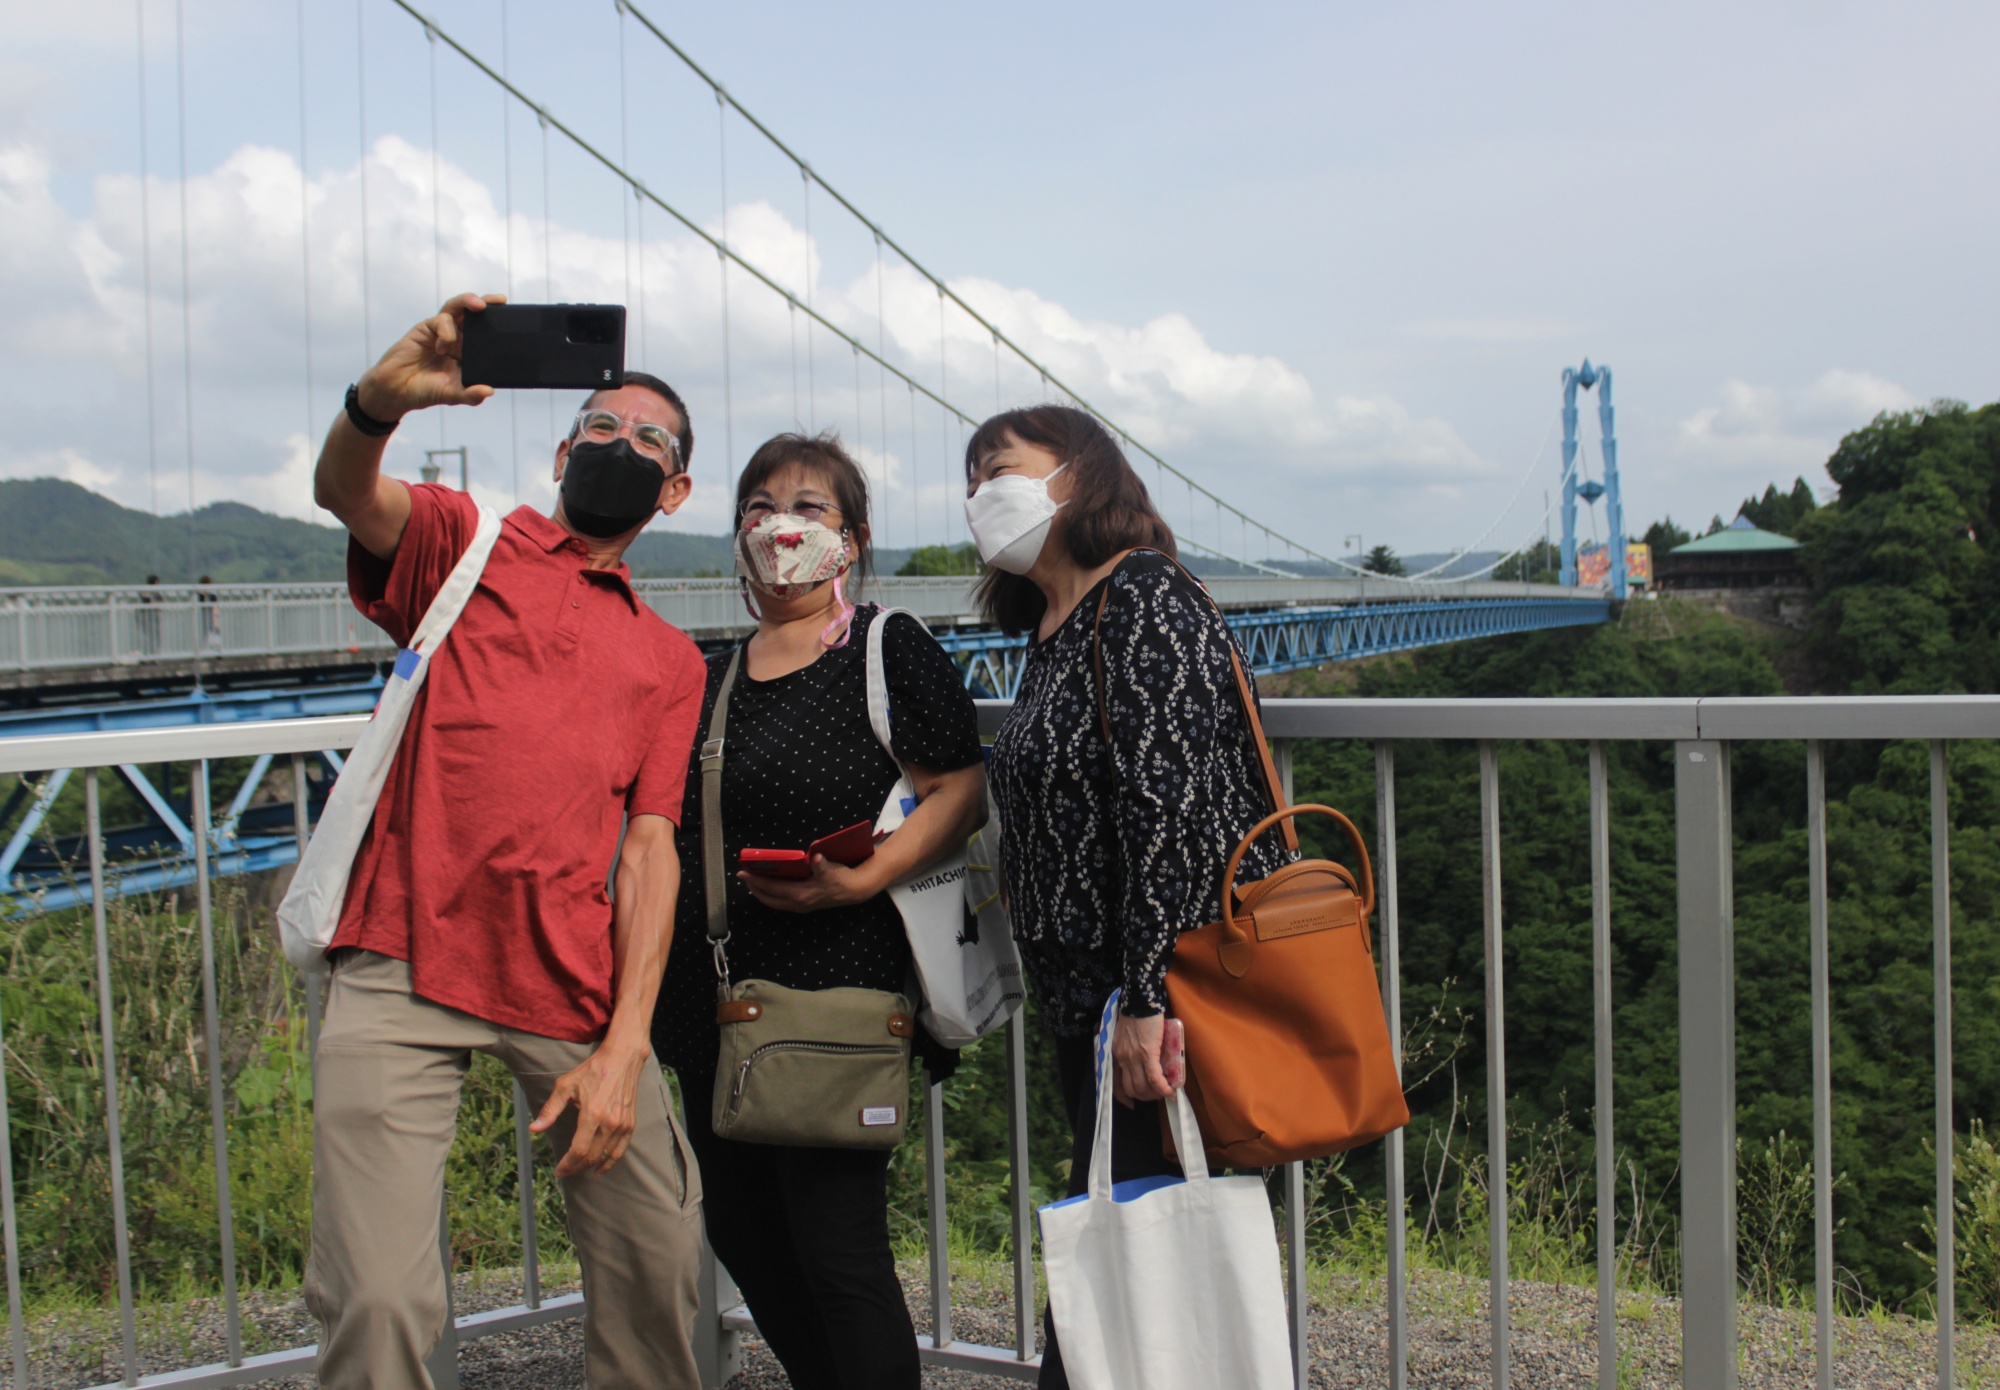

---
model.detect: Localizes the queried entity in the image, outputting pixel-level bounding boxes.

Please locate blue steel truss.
[935,597,1611,697]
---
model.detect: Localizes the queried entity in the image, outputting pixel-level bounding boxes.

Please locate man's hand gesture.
[353,292,506,424]
[530,1037,649,1178]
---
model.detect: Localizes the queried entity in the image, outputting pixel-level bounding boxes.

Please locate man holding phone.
[306,292,708,1389]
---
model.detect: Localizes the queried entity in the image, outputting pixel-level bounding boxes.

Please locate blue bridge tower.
[1559,360,1628,600]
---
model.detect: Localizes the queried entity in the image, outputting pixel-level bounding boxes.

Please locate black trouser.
[679,1070,920,1390]
[1038,1027,1184,1390]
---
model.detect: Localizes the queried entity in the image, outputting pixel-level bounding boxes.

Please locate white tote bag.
[277,505,503,973]
[1038,993,1295,1390]
[865,605,1024,1046]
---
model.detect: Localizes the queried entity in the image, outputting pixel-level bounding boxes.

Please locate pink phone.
[1162,1018,1186,1090]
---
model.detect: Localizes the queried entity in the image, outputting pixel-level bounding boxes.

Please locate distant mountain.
[0,479,350,585]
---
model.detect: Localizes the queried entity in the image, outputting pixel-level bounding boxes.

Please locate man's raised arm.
[315,291,503,561]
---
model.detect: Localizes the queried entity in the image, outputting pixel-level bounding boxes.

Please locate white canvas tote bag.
[1038,992,1295,1390]
[865,605,1024,1046]
[277,505,503,972]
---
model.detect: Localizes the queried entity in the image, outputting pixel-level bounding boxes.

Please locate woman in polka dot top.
[653,432,986,1390]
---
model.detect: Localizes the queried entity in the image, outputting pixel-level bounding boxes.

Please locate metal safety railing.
[2,694,1988,1389]
[0,575,1594,676]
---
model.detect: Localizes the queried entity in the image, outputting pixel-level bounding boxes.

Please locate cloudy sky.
[3,0,1995,567]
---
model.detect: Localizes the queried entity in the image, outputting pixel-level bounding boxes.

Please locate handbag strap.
[407,504,503,657]
[701,646,745,976]
[1091,557,1298,855]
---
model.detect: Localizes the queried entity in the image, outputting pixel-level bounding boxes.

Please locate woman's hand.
[1111,1010,1176,1107]
[738,854,876,914]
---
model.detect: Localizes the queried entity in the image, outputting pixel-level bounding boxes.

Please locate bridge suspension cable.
[377,0,1328,573]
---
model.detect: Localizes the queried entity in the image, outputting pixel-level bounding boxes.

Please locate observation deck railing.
[0,575,1596,675]
[0,693,1989,1389]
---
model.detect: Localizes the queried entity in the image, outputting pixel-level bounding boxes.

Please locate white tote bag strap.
[864,604,924,766]
[408,504,504,657]
[1088,991,1208,1201]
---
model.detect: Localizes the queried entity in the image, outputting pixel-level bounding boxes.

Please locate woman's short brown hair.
[964,406,1176,633]
[735,432,875,589]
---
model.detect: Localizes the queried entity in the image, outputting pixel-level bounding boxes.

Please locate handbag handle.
[1215,803,1375,977]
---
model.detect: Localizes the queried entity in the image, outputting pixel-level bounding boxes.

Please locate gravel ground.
[17,1262,1997,1387]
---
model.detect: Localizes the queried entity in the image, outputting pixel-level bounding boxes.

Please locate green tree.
[896,543,983,577]
[1796,401,1999,693]
[1362,544,1406,577]
[1642,516,1692,556]
[1739,477,1820,536]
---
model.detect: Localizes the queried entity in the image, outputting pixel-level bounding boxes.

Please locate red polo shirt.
[330,483,706,1042]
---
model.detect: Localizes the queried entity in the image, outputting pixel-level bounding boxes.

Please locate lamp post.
[423,447,469,491]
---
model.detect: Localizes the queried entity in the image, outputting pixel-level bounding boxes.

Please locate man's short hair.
[580,371,694,470]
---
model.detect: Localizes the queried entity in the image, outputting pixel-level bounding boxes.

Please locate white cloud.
[0,128,1492,564]
[1669,369,1920,515]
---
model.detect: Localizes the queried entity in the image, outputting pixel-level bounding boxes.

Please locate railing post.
[1273,739,1309,1389]
[1478,740,1510,1390]
[424,1190,462,1389]
[1806,741,1834,1390]
[1590,740,1616,1390]
[1930,740,1955,1390]
[1007,1010,1036,1363]
[1374,739,1408,1390]
[694,1231,743,1388]
[192,764,244,1367]
[1675,739,1736,1390]
[926,1078,953,1347]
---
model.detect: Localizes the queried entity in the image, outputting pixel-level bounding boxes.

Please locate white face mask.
[965,465,1067,575]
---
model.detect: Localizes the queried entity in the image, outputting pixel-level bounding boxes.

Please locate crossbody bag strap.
[407,505,503,656]
[1091,557,1298,855]
[702,647,745,974]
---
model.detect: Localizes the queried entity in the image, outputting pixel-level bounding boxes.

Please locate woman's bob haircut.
[964,406,1177,634]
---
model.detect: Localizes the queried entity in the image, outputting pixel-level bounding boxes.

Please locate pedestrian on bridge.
[304,292,709,1390]
[968,406,1291,1389]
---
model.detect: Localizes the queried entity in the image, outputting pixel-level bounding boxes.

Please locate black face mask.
[560,437,669,538]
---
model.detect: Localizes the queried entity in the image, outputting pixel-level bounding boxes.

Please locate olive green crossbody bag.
[700,645,913,1149]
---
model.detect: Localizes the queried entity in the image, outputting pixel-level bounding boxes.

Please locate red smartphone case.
[808,820,878,867]
[739,848,812,879]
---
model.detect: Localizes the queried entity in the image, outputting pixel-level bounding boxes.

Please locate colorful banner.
[1578,543,1652,587]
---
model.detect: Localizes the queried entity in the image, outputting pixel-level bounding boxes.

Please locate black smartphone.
[460,304,626,390]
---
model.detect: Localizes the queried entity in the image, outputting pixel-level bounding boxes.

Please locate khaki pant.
[304,950,703,1390]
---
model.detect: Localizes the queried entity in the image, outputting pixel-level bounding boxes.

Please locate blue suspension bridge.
[3,0,1631,906]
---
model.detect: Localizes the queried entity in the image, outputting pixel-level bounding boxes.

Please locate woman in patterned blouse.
[967,406,1288,1388]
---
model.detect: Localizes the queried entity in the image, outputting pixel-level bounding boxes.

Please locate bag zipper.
[731,1040,904,1103]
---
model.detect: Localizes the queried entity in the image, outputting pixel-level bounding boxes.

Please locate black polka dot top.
[652,603,982,1077]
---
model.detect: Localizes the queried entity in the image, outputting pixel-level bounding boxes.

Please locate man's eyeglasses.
[740,498,842,527]
[571,410,683,469]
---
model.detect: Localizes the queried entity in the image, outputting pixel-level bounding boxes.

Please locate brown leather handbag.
[1094,572,1410,1169]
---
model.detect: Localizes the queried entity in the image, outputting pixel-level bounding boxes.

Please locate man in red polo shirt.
[304,292,708,1389]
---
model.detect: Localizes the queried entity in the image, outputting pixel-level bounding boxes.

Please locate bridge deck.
[0,574,1601,689]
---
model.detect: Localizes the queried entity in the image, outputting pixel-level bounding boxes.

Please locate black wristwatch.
[344,383,399,438]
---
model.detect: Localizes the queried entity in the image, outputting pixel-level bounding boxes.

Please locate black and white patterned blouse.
[989,549,1290,1036]
[652,604,982,1077]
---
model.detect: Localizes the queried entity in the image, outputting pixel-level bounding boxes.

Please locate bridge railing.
[6,694,1978,1389]
[0,574,1599,673]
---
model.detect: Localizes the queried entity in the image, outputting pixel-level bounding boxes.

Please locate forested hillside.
[0,479,906,583]
[1284,400,2000,1305]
